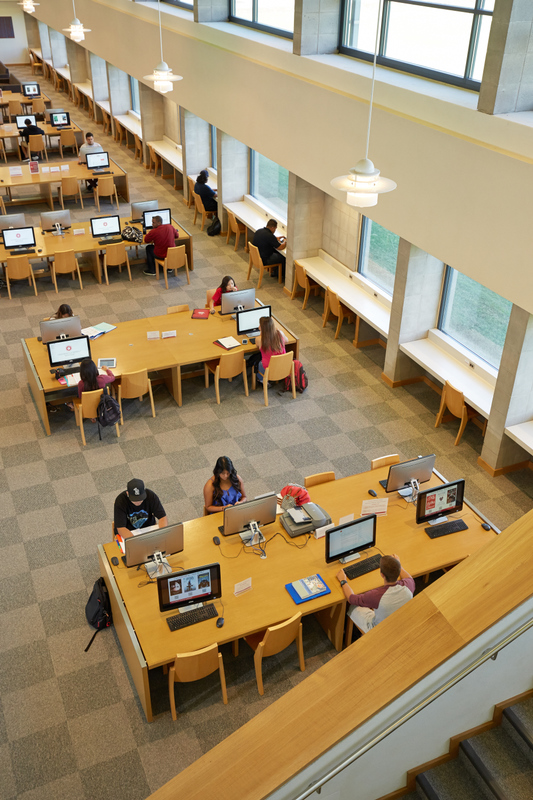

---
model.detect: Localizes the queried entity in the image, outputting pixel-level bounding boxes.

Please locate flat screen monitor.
[131,200,158,222]
[2,226,36,251]
[50,111,70,127]
[45,108,64,123]
[383,454,436,494]
[0,213,26,232]
[90,215,121,239]
[16,115,36,129]
[325,515,377,564]
[236,305,271,337]
[221,493,277,536]
[40,210,71,231]
[40,316,82,344]
[416,480,465,526]
[124,523,184,568]
[46,335,90,368]
[86,151,110,170]
[157,563,221,613]
[23,82,40,97]
[220,288,256,315]
[142,208,171,229]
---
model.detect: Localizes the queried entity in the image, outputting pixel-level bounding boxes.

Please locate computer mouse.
[481,523,491,531]
[213,536,220,546]
[38,248,42,253]
[216,617,225,628]
[368,489,377,497]
[111,556,119,566]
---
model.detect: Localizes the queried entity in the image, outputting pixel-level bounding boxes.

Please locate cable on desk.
[264,531,312,550]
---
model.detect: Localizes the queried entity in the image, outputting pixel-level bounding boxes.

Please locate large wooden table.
[0,121,84,158]
[22,307,297,435]
[0,90,51,108]
[98,466,497,722]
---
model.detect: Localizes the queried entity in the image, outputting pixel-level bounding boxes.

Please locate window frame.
[130,76,140,114]
[357,215,398,297]
[229,0,294,39]
[210,124,217,171]
[160,0,193,9]
[249,148,289,221]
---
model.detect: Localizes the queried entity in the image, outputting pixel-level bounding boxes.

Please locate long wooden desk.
[0,121,84,158]
[147,138,183,189]
[0,90,51,108]
[98,466,497,722]
[23,307,297,435]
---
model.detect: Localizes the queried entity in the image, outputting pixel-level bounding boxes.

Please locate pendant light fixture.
[63,0,91,42]
[331,0,396,208]
[143,0,182,94]
[19,0,38,12]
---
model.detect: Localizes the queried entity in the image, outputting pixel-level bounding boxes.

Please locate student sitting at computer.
[194,169,217,213]
[209,275,238,314]
[337,554,415,633]
[77,358,114,398]
[143,215,180,276]
[50,303,73,320]
[255,316,288,384]
[114,478,168,540]
[204,456,247,514]
[78,132,103,189]
[20,118,45,160]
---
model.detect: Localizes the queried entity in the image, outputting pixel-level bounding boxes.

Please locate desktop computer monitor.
[46,335,91,368]
[130,200,158,222]
[50,111,70,128]
[40,316,82,344]
[220,288,256,315]
[236,306,271,338]
[382,454,436,494]
[0,214,26,232]
[416,480,465,526]
[2,226,36,252]
[142,208,171,229]
[325,515,377,564]
[45,107,64,123]
[22,82,40,97]
[90,215,121,240]
[221,493,277,537]
[40,210,71,232]
[123,523,184,568]
[16,115,37,129]
[86,151,110,170]
[157,563,221,613]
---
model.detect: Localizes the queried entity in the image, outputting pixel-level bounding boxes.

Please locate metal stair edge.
[459,739,509,800]
[502,706,533,753]
[415,773,441,800]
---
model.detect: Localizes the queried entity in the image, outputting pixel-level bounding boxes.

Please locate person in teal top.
[204,456,247,514]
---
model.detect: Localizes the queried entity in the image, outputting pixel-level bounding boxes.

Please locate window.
[210,125,217,170]
[231,0,294,37]
[161,0,193,7]
[250,151,289,218]
[438,268,511,368]
[341,0,494,89]
[130,76,140,114]
[358,217,399,295]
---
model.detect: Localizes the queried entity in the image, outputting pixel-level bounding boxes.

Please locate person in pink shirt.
[77,359,115,398]
[143,215,180,275]
[209,275,239,314]
[256,316,288,383]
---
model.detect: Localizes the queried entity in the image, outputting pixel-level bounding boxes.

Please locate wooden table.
[98,466,497,721]
[146,138,182,188]
[0,90,51,109]
[0,121,84,159]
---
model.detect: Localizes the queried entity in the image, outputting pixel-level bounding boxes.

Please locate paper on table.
[73,228,85,236]
[314,522,334,540]
[339,514,354,525]
[50,166,60,173]
[162,330,176,339]
[65,372,81,387]
[41,166,50,173]
[361,499,388,517]
[60,164,69,171]
[147,331,160,340]
[234,577,252,597]
[9,166,23,177]
[131,523,159,537]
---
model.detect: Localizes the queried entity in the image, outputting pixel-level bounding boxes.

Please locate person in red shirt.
[143,215,180,275]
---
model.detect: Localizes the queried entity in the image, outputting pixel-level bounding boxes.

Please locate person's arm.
[235,475,247,505]
[173,226,180,241]
[144,229,155,244]
[276,235,287,250]
[114,496,132,539]
[203,479,233,513]
[209,287,221,313]
[116,526,133,540]
[158,516,168,529]
[336,569,386,609]
[78,146,85,164]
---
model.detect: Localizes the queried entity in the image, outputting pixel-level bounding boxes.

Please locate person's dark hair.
[152,215,163,226]
[86,132,94,139]
[55,303,73,318]
[212,456,240,504]
[24,119,32,126]
[380,556,401,583]
[80,358,99,392]
[218,275,235,294]
[196,169,209,184]
[267,219,277,229]
[259,316,283,354]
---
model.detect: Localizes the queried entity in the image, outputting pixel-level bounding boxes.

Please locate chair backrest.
[443,381,466,419]
[166,245,186,269]
[167,304,189,314]
[187,176,195,200]
[266,352,293,381]
[80,388,103,419]
[60,177,79,195]
[6,255,31,279]
[326,286,341,316]
[134,133,140,148]
[97,176,115,195]
[227,210,239,233]
[194,192,206,214]
[248,242,263,269]
[294,261,308,290]
[304,472,335,488]
[371,454,400,471]
[29,134,45,150]
[105,242,127,266]
[120,368,149,399]
[60,130,76,146]
[172,643,221,683]
[260,613,302,659]
[149,144,157,164]
[218,350,245,380]
[53,250,76,274]
[206,289,215,308]
[32,97,45,113]
[8,100,22,114]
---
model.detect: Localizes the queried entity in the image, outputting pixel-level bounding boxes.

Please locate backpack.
[285,360,308,393]
[121,225,143,244]
[207,215,221,237]
[280,484,311,509]
[97,386,121,437]
[84,577,113,652]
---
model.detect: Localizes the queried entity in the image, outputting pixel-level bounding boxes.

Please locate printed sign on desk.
[9,166,23,177]
[29,161,39,174]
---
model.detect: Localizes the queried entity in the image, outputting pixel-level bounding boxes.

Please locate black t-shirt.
[252,227,279,263]
[194,181,217,211]
[20,124,44,143]
[114,489,166,531]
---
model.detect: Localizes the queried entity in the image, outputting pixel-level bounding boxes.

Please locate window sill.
[245,194,287,229]
[428,329,498,386]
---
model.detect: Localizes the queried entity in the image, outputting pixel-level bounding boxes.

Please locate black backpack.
[85,577,113,651]
[207,215,221,236]
[97,387,121,437]
[285,359,308,393]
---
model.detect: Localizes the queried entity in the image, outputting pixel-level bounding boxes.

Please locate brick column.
[286,174,325,290]
[294,0,342,56]
[48,29,67,69]
[181,110,211,200]
[194,0,228,23]
[37,21,51,63]
[218,132,248,229]
[65,40,88,85]
[139,83,165,165]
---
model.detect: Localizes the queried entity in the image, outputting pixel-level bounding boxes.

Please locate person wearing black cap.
[113,478,167,540]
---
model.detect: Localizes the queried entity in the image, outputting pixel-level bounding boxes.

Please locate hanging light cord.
[158,0,164,64]
[365,0,384,161]
[72,0,76,19]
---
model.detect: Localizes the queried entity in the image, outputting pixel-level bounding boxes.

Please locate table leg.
[23,339,51,436]
[167,365,182,407]
[314,600,346,652]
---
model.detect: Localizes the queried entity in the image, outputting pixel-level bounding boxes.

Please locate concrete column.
[164,97,180,145]
[139,82,165,165]
[90,54,108,102]
[294,0,342,56]
[322,195,359,268]
[65,40,88,85]
[478,0,533,114]
[218,131,248,227]
[181,109,210,191]
[286,174,325,290]
[37,21,51,62]
[194,0,228,23]
[383,240,445,385]
[108,65,131,118]
[48,30,67,68]
[24,13,40,50]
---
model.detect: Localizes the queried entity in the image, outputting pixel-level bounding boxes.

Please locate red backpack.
[285,360,308,393]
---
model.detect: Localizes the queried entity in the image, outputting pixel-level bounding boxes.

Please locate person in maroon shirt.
[143,215,180,275]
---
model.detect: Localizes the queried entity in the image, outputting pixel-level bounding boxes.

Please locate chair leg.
[148,380,155,417]
[254,646,265,696]
[115,422,120,438]
[291,362,296,399]
[30,269,38,296]
[303,283,311,310]
[335,311,343,339]
[184,255,190,284]
[76,262,83,290]
[169,667,178,720]
[103,258,109,286]
[51,266,58,293]
[344,618,354,649]
[322,297,330,327]
[118,387,124,425]
[80,418,87,446]
[263,367,269,407]
[218,653,228,705]
[235,229,240,251]
[455,409,469,446]
[242,365,249,397]
[257,264,264,291]
[435,390,447,428]
[246,256,253,282]
[214,366,221,405]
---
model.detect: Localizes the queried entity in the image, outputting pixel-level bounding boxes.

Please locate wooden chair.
[5,256,37,299]
[87,97,95,120]
[102,109,111,136]
[246,242,282,290]
[8,100,22,121]
[51,250,83,293]
[31,97,46,118]
[117,368,155,424]
[30,52,43,76]
[103,242,132,285]
[291,261,320,310]
[154,245,189,290]
[167,304,189,314]
[57,177,84,209]
[344,616,368,649]
[114,119,125,146]
[322,286,355,339]
[168,643,227,720]
[94,176,119,212]
[134,134,142,163]
[148,145,160,177]
[74,388,120,446]
[0,139,6,165]
[244,612,304,696]
[205,290,215,309]
[252,352,296,407]
[28,134,48,161]
[186,176,195,208]
[304,472,335,488]
[73,86,82,108]
[226,210,246,251]
[371,454,400,470]
[193,192,214,231]
[59,129,78,159]
[435,381,480,446]
[204,351,249,405]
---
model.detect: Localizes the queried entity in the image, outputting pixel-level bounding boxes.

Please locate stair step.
[504,698,533,755]
[416,758,490,800]
[461,727,533,799]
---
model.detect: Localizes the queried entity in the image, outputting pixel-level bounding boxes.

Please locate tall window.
[161,0,193,7]
[358,217,399,295]
[438,268,511,368]
[210,125,217,170]
[231,0,294,37]
[130,77,140,114]
[341,0,494,89]
[250,151,289,218]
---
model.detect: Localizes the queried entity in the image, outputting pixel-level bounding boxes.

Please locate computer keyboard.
[166,603,218,631]
[98,238,123,246]
[343,553,382,580]
[93,170,112,175]
[10,248,35,256]
[425,518,468,539]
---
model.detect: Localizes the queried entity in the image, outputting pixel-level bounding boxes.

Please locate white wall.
[0,0,29,63]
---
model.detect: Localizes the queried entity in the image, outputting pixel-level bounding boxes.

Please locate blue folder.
[285,574,331,605]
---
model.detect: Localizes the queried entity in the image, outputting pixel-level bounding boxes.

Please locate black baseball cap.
[127,478,146,502]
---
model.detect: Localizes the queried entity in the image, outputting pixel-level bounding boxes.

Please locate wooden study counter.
[0,120,84,158]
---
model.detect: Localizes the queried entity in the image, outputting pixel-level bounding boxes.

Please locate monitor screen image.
[40,210,71,231]
[86,151,110,169]
[157,562,221,613]
[142,208,171,229]
[23,83,40,97]
[51,111,70,127]
[416,480,465,526]
[236,305,271,336]
[220,288,256,315]
[2,226,36,250]
[384,454,436,494]
[131,200,158,221]
[124,523,184,568]
[90,215,121,238]
[40,316,82,344]
[16,115,36,129]
[325,515,377,564]
[47,335,91,368]
[222,493,277,536]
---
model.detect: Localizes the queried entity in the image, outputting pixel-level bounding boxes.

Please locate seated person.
[114,478,168,540]
[194,169,217,213]
[337,554,415,634]
[50,303,73,320]
[255,316,288,383]
[209,275,238,314]
[77,358,114,399]
[204,456,247,514]
[78,132,104,189]
[20,118,45,160]
[143,214,180,276]
[252,219,286,277]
